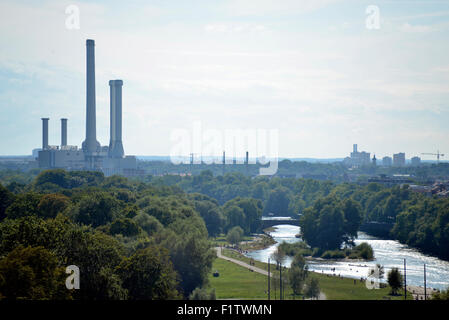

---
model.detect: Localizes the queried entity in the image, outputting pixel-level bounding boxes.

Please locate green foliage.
[263,186,291,216]
[288,254,308,295]
[300,196,362,251]
[223,205,245,233]
[109,218,141,237]
[189,287,216,300]
[190,196,224,237]
[117,246,180,300]
[321,250,346,259]
[432,287,449,300]
[226,226,244,246]
[5,192,42,219]
[159,229,216,297]
[352,242,374,260]
[305,278,320,299]
[0,184,14,221]
[387,268,403,295]
[72,192,120,227]
[133,212,163,236]
[0,245,70,300]
[1,168,449,300]
[224,197,262,234]
[37,193,71,219]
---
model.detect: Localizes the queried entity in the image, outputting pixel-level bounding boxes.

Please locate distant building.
[411,156,421,166]
[393,153,405,166]
[382,156,392,166]
[37,40,137,177]
[343,144,371,167]
[372,154,377,166]
[368,174,413,186]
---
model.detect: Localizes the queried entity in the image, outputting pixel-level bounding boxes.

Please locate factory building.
[38,39,137,176]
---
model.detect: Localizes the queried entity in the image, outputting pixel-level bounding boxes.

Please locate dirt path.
[215,247,326,300]
[407,285,439,300]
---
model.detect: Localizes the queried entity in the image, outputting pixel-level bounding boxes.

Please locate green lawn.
[209,257,270,299]
[209,254,412,300]
[221,248,277,272]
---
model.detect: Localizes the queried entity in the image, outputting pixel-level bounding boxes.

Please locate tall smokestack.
[108,80,124,158]
[41,118,49,150]
[61,118,67,147]
[82,39,100,154]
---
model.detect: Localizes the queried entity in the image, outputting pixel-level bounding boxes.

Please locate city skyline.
[1,0,449,159]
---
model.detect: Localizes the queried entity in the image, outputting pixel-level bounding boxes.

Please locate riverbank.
[216,247,411,300]
[244,225,449,291]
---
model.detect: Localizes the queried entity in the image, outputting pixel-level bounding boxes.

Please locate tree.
[37,193,70,219]
[223,205,246,233]
[133,212,163,236]
[432,287,449,300]
[72,192,119,227]
[341,199,362,245]
[109,217,141,237]
[226,226,244,246]
[387,268,403,295]
[270,246,286,267]
[193,200,224,237]
[305,278,320,300]
[5,192,42,219]
[117,245,180,299]
[58,227,127,300]
[300,196,363,251]
[189,287,216,300]
[288,254,308,296]
[264,187,291,216]
[0,246,70,300]
[160,229,216,297]
[34,169,69,189]
[0,184,14,221]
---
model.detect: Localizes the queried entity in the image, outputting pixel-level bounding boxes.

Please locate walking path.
[407,285,439,300]
[215,247,326,300]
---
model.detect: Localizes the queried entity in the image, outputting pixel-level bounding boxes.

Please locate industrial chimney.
[61,118,67,148]
[108,80,124,158]
[41,118,49,150]
[82,39,100,154]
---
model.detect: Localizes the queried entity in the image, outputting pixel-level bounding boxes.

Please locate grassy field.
[209,257,270,299]
[209,253,412,300]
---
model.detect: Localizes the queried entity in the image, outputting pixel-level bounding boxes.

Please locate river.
[245,223,449,291]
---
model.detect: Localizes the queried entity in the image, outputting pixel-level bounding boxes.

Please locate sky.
[1,0,449,159]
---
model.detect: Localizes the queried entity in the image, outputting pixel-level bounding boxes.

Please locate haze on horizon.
[1,0,449,160]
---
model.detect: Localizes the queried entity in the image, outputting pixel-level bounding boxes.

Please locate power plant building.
[38,39,137,176]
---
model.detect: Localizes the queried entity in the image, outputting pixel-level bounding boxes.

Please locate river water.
[245,223,449,291]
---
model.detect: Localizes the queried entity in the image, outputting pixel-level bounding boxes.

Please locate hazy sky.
[1,0,449,159]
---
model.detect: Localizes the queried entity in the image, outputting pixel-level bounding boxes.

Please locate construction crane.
[421,150,445,163]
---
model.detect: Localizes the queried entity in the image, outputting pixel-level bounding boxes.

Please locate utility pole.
[404,259,407,300]
[268,258,270,300]
[424,264,427,301]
